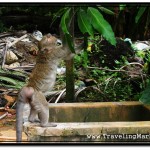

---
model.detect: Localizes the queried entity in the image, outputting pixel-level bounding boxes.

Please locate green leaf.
[64,33,75,53]
[0,76,24,88]
[60,8,75,53]
[139,81,150,105]
[83,50,88,68]
[98,7,115,15]
[77,9,94,37]
[60,8,71,34]
[50,7,69,27]
[119,4,126,11]
[0,76,18,85]
[135,7,146,23]
[87,7,116,46]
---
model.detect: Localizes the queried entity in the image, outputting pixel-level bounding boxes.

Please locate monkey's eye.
[56,39,62,46]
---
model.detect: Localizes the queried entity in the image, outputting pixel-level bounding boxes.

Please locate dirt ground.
[0,111,27,143]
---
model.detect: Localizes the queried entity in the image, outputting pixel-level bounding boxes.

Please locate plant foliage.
[60,8,75,53]
[135,7,146,23]
[60,6,116,53]
[139,80,150,105]
[87,7,116,46]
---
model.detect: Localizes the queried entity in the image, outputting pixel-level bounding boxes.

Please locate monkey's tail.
[16,99,25,143]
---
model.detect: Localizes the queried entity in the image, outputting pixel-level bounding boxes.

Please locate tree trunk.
[65,7,75,102]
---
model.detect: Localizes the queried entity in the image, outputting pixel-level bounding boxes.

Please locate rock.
[6,51,18,65]
[32,30,43,41]
[7,62,20,69]
[57,67,66,75]
[134,42,149,50]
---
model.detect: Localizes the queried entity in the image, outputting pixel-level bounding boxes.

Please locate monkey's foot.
[41,123,57,127]
[29,119,40,123]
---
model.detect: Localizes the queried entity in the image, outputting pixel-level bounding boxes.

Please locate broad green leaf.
[77,9,94,37]
[135,7,146,23]
[0,76,18,85]
[60,8,71,34]
[87,7,116,46]
[139,81,150,105]
[65,33,75,53]
[0,76,24,87]
[60,8,75,53]
[98,7,115,15]
[0,82,25,89]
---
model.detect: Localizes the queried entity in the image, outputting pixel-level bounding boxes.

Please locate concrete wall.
[49,102,150,122]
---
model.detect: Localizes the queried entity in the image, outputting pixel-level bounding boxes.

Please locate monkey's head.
[36,34,64,62]
[38,34,62,52]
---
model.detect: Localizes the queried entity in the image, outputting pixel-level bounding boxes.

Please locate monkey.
[16,33,84,142]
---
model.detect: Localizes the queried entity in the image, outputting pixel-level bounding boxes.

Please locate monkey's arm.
[62,41,85,60]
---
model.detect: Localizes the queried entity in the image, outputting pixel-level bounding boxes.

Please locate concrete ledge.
[23,102,150,142]
[24,121,150,142]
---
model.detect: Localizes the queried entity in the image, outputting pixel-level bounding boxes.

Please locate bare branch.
[0,112,8,120]
[1,43,8,69]
[7,34,28,48]
[55,89,66,103]
[87,66,127,72]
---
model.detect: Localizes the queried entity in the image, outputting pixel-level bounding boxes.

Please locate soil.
[0,111,27,143]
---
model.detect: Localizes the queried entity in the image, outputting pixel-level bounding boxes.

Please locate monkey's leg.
[38,107,57,127]
[31,91,57,127]
[28,108,40,123]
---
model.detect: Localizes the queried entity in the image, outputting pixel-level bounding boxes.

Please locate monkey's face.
[38,34,62,51]
[37,34,63,60]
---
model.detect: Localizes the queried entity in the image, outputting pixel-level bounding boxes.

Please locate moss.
[62,129,79,136]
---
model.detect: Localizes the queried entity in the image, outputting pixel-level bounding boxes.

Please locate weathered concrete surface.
[49,102,150,122]
[23,102,150,142]
[24,121,150,142]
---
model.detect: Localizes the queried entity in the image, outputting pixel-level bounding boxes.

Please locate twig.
[0,32,13,38]
[87,62,144,73]
[46,90,65,103]
[119,62,144,70]
[9,65,34,71]
[87,66,127,72]
[74,87,86,100]
[11,101,17,109]
[47,91,62,103]
[1,43,8,69]
[0,43,6,47]
[55,89,66,103]
[6,68,30,75]
[74,86,107,101]
[7,34,28,48]
[0,112,8,120]
[0,107,5,111]
[45,90,63,97]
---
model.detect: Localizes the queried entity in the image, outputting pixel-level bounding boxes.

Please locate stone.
[23,102,150,142]
[6,51,18,65]
[24,121,150,142]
